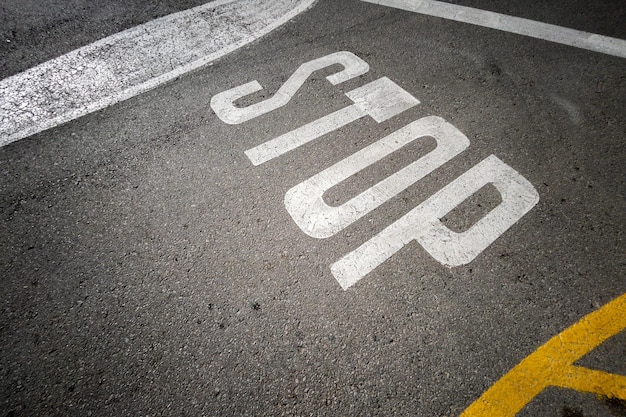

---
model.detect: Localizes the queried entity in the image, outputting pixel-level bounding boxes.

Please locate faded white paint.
[0,0,317,146]
[551,95,583,125]
[331,155,539,290]
[210,51,369,124]
[284,116,469,238]
[245,77,419,165]
[363,0,626,58]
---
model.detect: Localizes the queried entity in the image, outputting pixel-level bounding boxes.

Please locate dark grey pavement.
[1,1,625,416]
[0,0,210,79]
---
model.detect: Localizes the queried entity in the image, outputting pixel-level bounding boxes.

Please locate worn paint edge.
[0,0,318,147]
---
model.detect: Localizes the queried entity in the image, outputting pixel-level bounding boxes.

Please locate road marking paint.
[211,51,369,124]
[246,105,365,165]
[284,116,469,238]
[332,155,539,289]
[362,0,626,58]
[462,292,626,417]
[212,51,539,290]
[0,0,317,147]
[245,77,419,165]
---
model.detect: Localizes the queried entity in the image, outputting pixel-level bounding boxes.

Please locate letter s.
[210,51,369,124]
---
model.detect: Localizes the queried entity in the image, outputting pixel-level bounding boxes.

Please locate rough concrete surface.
[1,0,625,416]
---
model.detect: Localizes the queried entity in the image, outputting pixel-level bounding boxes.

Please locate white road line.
[362,0,626,58]
[0,0,317,147]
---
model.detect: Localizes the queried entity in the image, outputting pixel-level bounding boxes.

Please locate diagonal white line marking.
[362,0,626,59]
[0,0,317,147]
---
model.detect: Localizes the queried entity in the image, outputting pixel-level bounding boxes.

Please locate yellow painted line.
[462,292,626,417]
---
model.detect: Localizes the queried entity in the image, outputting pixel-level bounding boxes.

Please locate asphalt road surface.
[1,0,625,416]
